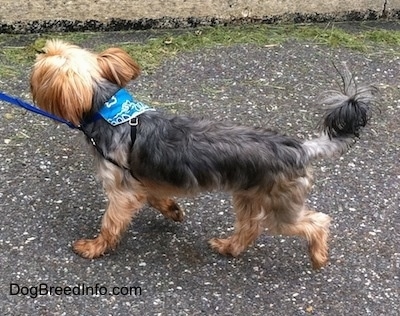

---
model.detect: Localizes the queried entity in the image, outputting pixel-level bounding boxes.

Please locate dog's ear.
[97,48,141,87]
[30,58,94,126]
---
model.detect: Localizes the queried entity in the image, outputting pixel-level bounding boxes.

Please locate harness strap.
[80,124,141,182]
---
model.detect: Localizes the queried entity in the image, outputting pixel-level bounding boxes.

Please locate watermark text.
[10,283,142,298]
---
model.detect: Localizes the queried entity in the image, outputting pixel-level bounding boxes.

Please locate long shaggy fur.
[303,66,378,161]
[30,39,379,270]
[319,64,378,138]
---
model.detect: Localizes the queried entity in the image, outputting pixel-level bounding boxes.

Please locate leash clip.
[89,137,97,146]
[129,117,138,126]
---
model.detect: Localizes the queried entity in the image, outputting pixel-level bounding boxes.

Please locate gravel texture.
[0,24,399,315]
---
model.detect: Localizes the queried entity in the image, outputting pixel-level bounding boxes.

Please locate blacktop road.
[0,23,399,315]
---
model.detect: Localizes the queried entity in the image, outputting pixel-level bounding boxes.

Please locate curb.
[1,10,399,34]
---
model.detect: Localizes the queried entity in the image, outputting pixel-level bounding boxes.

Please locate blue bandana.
[96,88,155,126]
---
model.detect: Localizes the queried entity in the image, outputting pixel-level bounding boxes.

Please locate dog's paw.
[73,238,107,259]
[150,198,185,222]
[310,256,329,270]
[165,202,185,222]
[208,237,239,257]
[308,236,329,270]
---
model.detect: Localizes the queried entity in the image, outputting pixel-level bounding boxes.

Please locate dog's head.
[30,39,141,125]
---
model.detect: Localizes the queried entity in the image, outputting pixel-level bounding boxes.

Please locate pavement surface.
[0,23,399,315]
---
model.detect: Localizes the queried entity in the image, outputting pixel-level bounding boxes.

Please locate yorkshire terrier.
[30,40,378,269]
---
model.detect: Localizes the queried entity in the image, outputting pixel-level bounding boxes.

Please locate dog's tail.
[302,65,379,161]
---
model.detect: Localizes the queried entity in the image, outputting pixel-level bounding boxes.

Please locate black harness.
[80,122,140,181]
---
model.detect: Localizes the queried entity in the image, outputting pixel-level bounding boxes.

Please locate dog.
[30,39,378,269]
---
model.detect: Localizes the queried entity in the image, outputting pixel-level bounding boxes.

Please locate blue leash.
[0,91,143,180]
[0,91,77,129]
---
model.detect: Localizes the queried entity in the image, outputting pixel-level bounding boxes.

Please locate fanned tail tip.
[318,64,379,139]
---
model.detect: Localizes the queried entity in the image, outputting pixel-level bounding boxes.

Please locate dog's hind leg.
[73,165,146,259]
[147,196,184,222]
[209,192,265,257]
[266,207,331,269]
[265,173,331,269]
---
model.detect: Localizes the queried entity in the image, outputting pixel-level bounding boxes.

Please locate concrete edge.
[1,9,399,34]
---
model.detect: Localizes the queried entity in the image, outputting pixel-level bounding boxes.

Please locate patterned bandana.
[97,88,155,126]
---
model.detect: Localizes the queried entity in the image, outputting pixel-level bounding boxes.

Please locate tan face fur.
[30,39,141,126]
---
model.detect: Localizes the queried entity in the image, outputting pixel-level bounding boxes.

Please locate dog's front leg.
[73,165,146,259]
[209,193,265,257]
[147,195,184,222]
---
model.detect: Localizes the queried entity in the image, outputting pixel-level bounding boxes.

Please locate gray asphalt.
[0,24,399,315]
